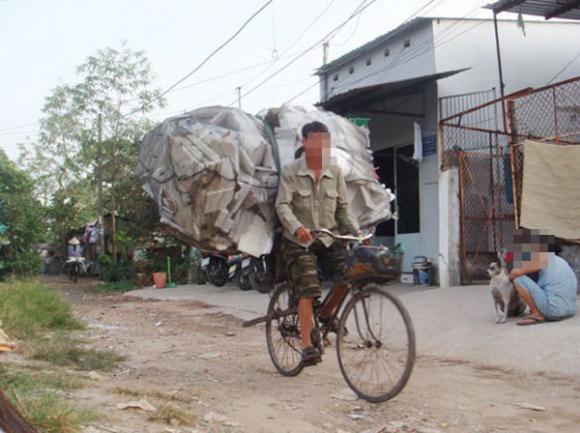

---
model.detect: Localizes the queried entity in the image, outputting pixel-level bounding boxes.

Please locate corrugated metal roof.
[485,0,580,20]
[317,17,430,74]
[318,69,468,112]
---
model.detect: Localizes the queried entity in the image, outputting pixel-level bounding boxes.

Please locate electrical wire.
[226,0,380,107]
[324,1,488,97]
[123,0,275,117]
[0,122,38,133]
[547,50,580,85]
[282,0,450,104]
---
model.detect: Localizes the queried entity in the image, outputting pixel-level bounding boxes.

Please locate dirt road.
[49,279,580,433]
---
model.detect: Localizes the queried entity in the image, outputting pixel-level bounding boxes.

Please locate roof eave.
[316,17,432,75]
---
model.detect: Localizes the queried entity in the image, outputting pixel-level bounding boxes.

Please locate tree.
[0,150,45,276]
[20,43,165,255]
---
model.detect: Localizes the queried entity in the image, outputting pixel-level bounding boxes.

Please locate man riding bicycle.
[275,121,360,367]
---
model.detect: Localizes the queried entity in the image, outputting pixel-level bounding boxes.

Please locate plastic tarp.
[138,105,394,256]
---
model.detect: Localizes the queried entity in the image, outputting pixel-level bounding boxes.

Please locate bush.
[0,279,83,339]
[6,249,43,277]
[99,255,134,282]
[105,261,134,282]
[97,279,134,292]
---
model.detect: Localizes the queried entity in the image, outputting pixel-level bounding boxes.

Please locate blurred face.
[510,228,555,265]
[302,131,331,167]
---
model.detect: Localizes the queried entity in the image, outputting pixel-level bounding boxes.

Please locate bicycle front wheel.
[336,284,415,403]
[265,283,304,377]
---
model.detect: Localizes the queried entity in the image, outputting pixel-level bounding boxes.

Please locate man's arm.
[509,254,546,281]
[275,170,303,236]
[335,168,359,235]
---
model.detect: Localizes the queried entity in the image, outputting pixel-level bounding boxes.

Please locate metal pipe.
[493,11,508,133]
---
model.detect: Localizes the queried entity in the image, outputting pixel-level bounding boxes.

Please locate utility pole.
[322,41,329,65]
[111,135,118,265]
[96,114,105,262]
[235,86,242,109]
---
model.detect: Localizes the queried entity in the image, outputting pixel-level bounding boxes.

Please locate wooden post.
[111,136,118,264]
[96,114,105,260]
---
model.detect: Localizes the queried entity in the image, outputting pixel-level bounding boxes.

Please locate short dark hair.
[301,121,329,140]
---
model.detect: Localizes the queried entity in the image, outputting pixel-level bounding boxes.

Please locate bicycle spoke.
[337,286,415,402]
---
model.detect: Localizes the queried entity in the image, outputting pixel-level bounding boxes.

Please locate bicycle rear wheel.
[265,283,304,377]
[336,284,415,403]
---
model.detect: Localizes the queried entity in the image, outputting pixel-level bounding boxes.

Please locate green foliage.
[7,249,43,276]
[0,150,46,276]
[18,43,165,250]
[99,255,133,282]
[0,279,83,339]
[97,279,134,293]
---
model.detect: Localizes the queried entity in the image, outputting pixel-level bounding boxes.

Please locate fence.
[439,76,580,284]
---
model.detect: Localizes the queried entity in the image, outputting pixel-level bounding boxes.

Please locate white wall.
[323,20,436,100]
[434,18,580,99]
[362,81,440,274]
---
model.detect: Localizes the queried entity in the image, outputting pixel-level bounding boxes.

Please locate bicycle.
[244,229,416,403]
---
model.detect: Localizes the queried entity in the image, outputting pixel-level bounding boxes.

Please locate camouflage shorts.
[280,237,347,298]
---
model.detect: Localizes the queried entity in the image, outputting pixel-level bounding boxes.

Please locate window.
[349,66,355,74]
[384,48,390,57]
[403,38,411,48]
[366,57,372,66]
[333,73,339,81]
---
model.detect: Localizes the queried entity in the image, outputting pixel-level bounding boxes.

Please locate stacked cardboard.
[138,106,393,256]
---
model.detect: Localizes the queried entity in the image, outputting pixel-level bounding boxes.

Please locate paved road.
[126,283,580,377]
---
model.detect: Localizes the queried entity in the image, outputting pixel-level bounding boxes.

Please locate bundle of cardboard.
[138,106,394,256]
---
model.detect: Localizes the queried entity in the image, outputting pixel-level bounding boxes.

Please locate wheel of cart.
[247,229,415,403]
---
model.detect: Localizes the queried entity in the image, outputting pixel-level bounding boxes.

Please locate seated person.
[509,229,577,326]
[275,121,359,366]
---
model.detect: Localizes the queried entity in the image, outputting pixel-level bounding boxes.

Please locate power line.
[0,122,38,133]
[284,0,451,104]
[281,0,338,54]
[124,0,275,117]
[325,1,486,97]
[547,50,580,85]
[227,0,380,107]
[223,0,339,108]
[283,80,320,105]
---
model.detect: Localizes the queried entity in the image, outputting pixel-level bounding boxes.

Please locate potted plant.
[152,258,167,289]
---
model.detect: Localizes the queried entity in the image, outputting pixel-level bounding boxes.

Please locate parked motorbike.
[201,252,252,290]
[249,255,274,293]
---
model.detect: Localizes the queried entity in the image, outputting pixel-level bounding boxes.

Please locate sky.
[0,0,515,161]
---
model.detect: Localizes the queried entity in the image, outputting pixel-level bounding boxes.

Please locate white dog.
[488,251,527,324]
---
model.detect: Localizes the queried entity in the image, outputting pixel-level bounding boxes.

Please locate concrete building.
[316,16,580,286]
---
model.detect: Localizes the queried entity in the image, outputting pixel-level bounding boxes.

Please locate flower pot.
[152,272,167,289]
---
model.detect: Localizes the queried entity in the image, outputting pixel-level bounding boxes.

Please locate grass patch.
[0,365,84,392]
[0,364,96,433]
[112,386,193,404]
[147,404,195,427]
[31,334,124,371]
[0,279,83,339]
[96,279,134,293]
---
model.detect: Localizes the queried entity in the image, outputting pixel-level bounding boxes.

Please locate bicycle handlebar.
[311,228,374,242]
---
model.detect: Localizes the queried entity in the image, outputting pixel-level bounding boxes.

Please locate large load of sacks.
[137,106,394,257]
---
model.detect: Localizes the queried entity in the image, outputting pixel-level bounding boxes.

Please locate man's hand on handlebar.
[295,227,315,243]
